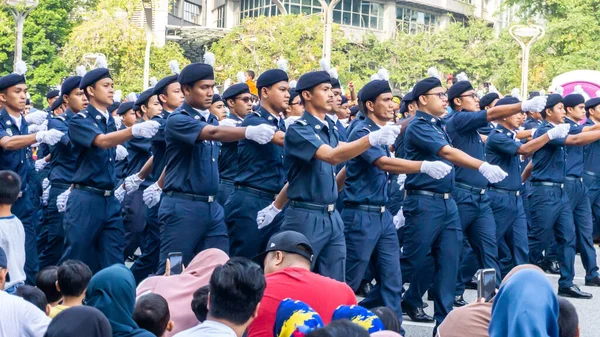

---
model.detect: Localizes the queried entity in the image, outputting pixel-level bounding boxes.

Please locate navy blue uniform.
[281,111,345,281]
[521,117,542,227]
[528,121,576,289]
[115,124,128,180]
[401,110,462,326]
[583,119,600,237]
[60,105,124,273]
[224,107,286,258]
[216,114,242,206]
[158,102,228,273]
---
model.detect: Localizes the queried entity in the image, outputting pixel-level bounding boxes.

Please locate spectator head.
[0,170,21,205]
[0,247,7,289]
[57,259,92,298]
[36,266,62,305]
[371,307,402,334]
[558,298,579,337]
[306,319,370,337]
[16,285,51,316]
[191,285,210,323]
[208,257,266,328]
[257,231,314,275]
[133,293,174,337]
[246,70,255,81]
[45,306,112,337]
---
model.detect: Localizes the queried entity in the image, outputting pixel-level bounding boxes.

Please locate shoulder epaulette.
[76,112,87,118]
[295,119,308,126]
[53,115,66,122]
[250,111,261,117]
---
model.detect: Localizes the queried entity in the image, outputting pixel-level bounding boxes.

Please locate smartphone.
[168,252,183,275]
[476,268,496,302]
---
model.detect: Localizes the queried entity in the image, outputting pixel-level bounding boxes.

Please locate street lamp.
[509,24,545,98]
[317,0,341,61]
[4,0,39,69]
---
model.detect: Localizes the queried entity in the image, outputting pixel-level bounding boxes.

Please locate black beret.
[545,94,563,109]
[341,95,348,105]
[495,96,520,107]
[528,91,540,99]
[117,102,134,115]
[563,94,585,108]
[358,80,391,103]
[222,83,250,100]
[447,81,474,102]
[331,78,341,89]
[107,101,120,114]
[288,89,300,105]
[400,102,408,115]
[50,96,63,111]
[401,91,414,103]
[412,77,442,100]
[256,69,289,89]
[153,74,179,96]
[349,105,360,117]
[61,76,82,97]
[46,89,60,99]
[178,63,214,86]
[212,94,223,104]
[0,73,26,91]
[79,68,111,90]
[585,97,600,111]
[135,88,156,107]
[295,71,331,92]
[479,92,500,110]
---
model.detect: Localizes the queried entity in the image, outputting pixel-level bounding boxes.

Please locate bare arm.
[517,133,551,156]
[516,129,533,141]
[522,161,533,183]
[374,157,422,175]
[137,156,154,180]
[0,134,37,151]
[582,123,600,132]
[564,130,600,146]
[156,167,166,189]
[486,103,523,121]
[438,145,483,170]
[314,136,373,165]
[198,125,247,142]
[336,167,347,192]
[272,183,289,209]
[92,128,134,149]
[271,130,285,147]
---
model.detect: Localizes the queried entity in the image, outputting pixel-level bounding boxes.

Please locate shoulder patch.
[76,112,87,118]
[53,115,66,122]
[251,111,261,117]
[295,119,308,126]
[361,127,372,133]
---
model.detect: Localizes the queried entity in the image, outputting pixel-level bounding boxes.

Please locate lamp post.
[4,0,39,69]
[317,0,341,61]
[509,24,545,98]
[142,0,154,90]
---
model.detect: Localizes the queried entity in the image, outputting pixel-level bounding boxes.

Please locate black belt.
[406,190,451,200]
[73,184,113,197]
[583,170,600,178]
[235,185,277,199]
[344,203,386,213]
[290,200,336,212]
[164,191,215,202]
[50,182,71,190]
[455,182,486,195]
[565,176,583,183]
[531,181,564,188]
[219,179,234,186]
[488,187,520,196]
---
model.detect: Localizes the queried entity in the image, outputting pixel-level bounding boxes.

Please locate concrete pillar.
[154,0,168,46]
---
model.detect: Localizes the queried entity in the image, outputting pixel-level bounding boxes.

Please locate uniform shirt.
[346,111,367,135]
[0,291,50,337]
[124,121,153,188]
[404,110,455,193]
[328,114,347,174]
[485,124,523,191]
[48,109,77,184]
[583,119,600,174]
[163,102,220,196]
[531,120,567,183]
[235,106,286,193]
[564,117,584,177]
[218,114,243,181]
[0,108,30,191]
[115,124,128,180]
[523,117,542,131]
[148,111,170,183]
[445,109,489,188]
[284,111,339,204]
[344,117,390,205]
[68,104,118,190]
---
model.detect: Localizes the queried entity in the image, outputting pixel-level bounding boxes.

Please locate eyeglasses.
[236,97,252,103]
[290,102,302,106]
[459,93,479,99]
[422,92,448,99]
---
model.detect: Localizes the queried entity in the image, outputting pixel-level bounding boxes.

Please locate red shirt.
[247,267,357,337]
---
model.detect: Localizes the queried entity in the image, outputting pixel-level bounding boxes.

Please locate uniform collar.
[585,118,596,126]
[258,105,279,123]
[496,123,516,139]
[302,111,333,132]
[363,116,382,131]
[87,104,112,124]
[416,110,442,126]
[328,113,339,122]
[181,101,216,122]
[63,108,75,120]
[564,117,579,127]
[229,113,243,122]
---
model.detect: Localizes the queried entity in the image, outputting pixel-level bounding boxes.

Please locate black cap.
[529,91,540,99]
[358,80,391,103]
[412,77,442,101]
[153,74,179,96]
[50,96,64,111]
[178,63,214,86]
[495,96,520,107]
[79,68,111,90]
[254,231,314,264]
[46,89,60,99]
[107,101,120,114]
[135,88,156,107]
[117,102,134,116]
[447,81,473,102]
[563,94,585,108]
[585,97,600,111]
[222,83,250,100]
[295,71,331,92]
[257,69,289,90]
[61,76,83,97]
[212,94,223,104]
[479,92,499,110]
[545,94,563,110]
[0,73,26,91]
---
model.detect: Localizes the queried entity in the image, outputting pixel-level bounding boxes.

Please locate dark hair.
[558,298,579,337]
[35,266,62,303]
[133,293,171,337]
[208,257,266,325]
[371,306,401,333]
[191,285,210,322]
[246,70,255,80]
[305,320,370,337]
[57,260,92,297]
[16,285,48,312]
[26,99,31,105]
[0,170,21,204]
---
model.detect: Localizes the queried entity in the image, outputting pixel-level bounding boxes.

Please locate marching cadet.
[45,89,60,111]
[255,70,401,282]
[225,66,289,258]
[216,83,252,206]
[584,97,600,244]
[114,102,134,180]
[209,94,226,120]
[284,82,303,129]
[0,62,64,283]
[56,57,160,273]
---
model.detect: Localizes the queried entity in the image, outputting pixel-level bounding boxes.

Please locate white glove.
[124,174,144,194]
[143,182,162,208]
[479,162,508,184]
[28,120,48,133]
[368,125,401,146]
[546,123,571,140]
[114,185,126,202]
[420,161,453,179]
[257,203,281,229]
[116,145,128,161]
[36,129,64,146]
[521,96,547,113]
[24,110,47,125]
[397,174,407,191]
[41,186,50,206]
[34,158,49,172]
[245,124,276,145]
[131,120,160,138]
[114,115,122,129]
[393,208,405,230]
[219,119,238,127]
[42,178,50,190]
[57,189,71,213]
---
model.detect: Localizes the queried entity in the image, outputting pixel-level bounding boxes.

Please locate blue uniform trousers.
[583,173,600,237]
[60,189,125,273]
[157,196,229,274]
[528,185,576,288]
[38,184,69,269]
[341,207,403,323]
[122,189,146,259]
[224,188,282,259]
[12,191,37,284]
[281,206,346,282]
[216,180,234,210]
[522,181,533,230]
[130,197,162,284]
[401,194,462,326]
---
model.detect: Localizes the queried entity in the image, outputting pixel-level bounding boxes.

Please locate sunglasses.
[236,97,252,103]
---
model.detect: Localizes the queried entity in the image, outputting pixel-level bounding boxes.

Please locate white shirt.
[10,115,22,130]
[0,216,26,289]
[0,291,50,337]
[97,109,110,125]
[193,108,211,121]
[173,320,237,337]
[284,116,300,130]
[328,113,339,123]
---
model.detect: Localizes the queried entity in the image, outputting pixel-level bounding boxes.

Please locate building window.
[332,0,383,30]
[215,5,226,28]
[238,0,323,23]
[396,7,438,34]
[169,0,180,16]
[183,0,201,24]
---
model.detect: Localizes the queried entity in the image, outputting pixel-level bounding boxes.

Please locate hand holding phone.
[476,268,496,302]
[168,252,183,275]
